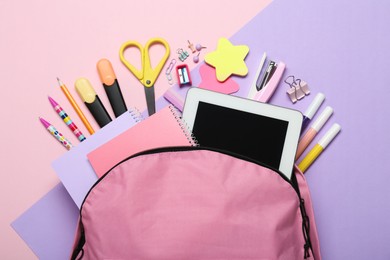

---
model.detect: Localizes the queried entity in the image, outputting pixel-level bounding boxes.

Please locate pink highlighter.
[254,62,286,103]
[295,106,333,160]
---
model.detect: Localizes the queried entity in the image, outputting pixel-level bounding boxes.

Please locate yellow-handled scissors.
[119,38,170,116]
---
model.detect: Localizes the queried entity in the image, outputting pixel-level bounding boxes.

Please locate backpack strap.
[291,170,315,259]
[71,221,86,260]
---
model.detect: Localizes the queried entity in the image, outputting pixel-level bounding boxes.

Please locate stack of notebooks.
[55,105,197,207]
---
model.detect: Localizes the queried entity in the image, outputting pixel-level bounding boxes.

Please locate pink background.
[0,0,271,258]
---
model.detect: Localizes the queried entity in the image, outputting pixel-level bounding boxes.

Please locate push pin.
[195,43,206,52]
[187,40,197,53]
[285,76,310,103]
[193,52,200,63]
[190,42,207,63]
[177,48,190,62]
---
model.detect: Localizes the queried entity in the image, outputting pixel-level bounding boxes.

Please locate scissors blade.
[144,85,156,116]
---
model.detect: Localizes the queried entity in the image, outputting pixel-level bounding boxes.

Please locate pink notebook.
[88,105,197,177]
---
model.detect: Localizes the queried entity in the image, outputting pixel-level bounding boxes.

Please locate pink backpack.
[72,147,321,259]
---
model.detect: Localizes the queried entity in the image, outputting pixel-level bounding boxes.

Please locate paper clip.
[177,48,189,61]
[166,73,174,85]
[166,59,176,85]
[166,59,176,75]
[285,76,310,103]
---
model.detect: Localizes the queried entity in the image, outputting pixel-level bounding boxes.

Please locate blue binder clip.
[177,48,189,62]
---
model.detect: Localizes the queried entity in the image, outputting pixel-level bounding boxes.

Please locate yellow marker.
[75,78,112,128]
[298,123,341,173]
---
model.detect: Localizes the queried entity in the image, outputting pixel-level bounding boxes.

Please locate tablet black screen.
[192,101,289,170]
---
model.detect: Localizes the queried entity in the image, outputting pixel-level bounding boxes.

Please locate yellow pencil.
[298,123,341,173]
[57,77,95,135]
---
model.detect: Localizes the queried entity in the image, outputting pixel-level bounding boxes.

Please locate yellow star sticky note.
[205,38,249,82]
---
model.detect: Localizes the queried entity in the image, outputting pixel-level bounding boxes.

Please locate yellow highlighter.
[75,78,112,128]
[298,123,341,173]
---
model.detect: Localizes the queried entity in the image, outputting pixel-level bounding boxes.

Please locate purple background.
[158,0,390,259]
[234,1,390,259]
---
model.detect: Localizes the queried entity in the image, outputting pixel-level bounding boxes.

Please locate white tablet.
[182,88,303,179]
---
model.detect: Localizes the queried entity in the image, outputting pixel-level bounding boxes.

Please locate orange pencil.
[57,77,95,135]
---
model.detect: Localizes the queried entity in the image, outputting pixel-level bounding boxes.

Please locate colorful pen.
[97,59,127,117]
[298,123,341,173]
[57,77,95,135]
[301,93,325,132]
[75,78,112,128]
[295,106,333,160]
[39,117,73,150]
[48,96,86,142]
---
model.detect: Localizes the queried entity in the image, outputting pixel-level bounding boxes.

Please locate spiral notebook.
[88,105,197,177]
[52,108,143,208]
